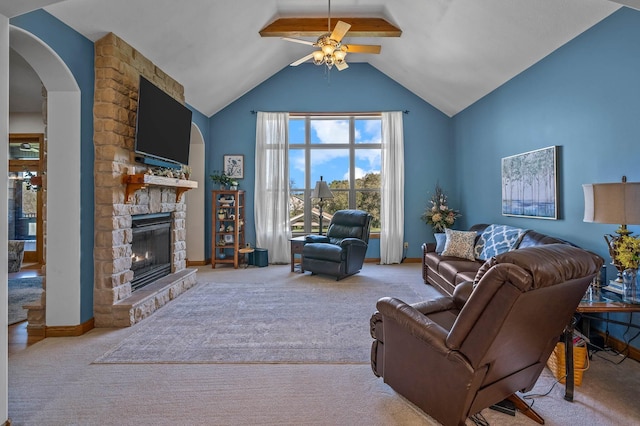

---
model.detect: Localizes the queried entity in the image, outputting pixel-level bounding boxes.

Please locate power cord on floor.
[590,312,640,366]
[469,411,489,426]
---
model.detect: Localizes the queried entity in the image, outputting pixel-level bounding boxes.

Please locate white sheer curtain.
[254,112,291,263]
[380,111,405,264]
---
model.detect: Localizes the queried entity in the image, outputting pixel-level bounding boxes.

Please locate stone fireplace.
[93,33,196,327]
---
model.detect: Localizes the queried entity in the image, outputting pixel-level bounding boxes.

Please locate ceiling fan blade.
[344,44,381,54]
[336,61,349,71]
[330,20,351,42]
[290,53,315,67]
[282,37,315,46]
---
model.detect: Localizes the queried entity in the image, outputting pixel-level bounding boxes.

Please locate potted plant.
[210,170,232,189]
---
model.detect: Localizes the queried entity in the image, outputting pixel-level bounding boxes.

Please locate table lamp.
[583,176,640,285]
[311,176,334,235]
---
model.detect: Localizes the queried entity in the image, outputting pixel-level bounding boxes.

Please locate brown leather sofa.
[423,224,571,296]
[371,244,603,426]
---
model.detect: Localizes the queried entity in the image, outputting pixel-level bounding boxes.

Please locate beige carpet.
[9,264,640,425]
[95,265,440,364]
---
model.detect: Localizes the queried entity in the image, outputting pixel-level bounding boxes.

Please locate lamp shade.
[583,182,640,225]
[312,179,334,199]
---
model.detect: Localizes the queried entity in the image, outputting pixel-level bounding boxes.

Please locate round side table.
[238,247,255,269]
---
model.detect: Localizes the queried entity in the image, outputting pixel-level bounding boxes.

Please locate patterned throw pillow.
[442,229,477,261]
[475,224,527,261]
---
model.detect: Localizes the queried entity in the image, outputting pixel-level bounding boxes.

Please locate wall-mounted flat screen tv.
[134,75,192,166]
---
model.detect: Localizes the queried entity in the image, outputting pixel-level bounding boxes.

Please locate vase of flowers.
[614,235,640,302]
[421,183,461,233]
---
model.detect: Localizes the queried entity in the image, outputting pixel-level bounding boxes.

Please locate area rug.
[8,276,43,325]
[95,270,439,364]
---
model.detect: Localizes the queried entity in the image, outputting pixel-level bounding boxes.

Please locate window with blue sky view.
[289,115,381,234]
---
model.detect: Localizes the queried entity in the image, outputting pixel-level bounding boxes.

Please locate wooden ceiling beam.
[259,17,402,38]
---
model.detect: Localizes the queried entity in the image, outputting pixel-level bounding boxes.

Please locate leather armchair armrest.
[409,297,457,316]
[376,297,450,356]
[305,235,329,243]
[423,242,436,253]
[452,281,474,309]
[339,237,367,248]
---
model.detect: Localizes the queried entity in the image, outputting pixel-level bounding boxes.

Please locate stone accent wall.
[93,33,195,328]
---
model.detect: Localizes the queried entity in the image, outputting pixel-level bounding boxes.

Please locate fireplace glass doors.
[130,213,172,291]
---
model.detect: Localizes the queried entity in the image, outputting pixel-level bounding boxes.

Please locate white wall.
[186,123,205,263]
[1,13,10,426]
[9,112,44,133]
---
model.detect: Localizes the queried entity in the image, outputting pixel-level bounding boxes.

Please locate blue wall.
[11,10,96,322]
[208,63,452,261]
[454,7,640,346]
[13,6,640,348]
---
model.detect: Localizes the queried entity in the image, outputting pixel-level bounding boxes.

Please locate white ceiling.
[4,0,632,117]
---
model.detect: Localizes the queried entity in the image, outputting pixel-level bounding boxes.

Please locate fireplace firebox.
[130,213,172,291]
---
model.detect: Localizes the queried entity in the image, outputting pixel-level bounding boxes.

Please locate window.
[289,115,381,235]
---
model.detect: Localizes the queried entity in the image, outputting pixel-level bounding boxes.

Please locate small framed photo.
[224,154,244,179]
[224,234,234,244]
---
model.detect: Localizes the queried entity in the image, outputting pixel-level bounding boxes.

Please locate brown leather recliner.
[370,244,603,426]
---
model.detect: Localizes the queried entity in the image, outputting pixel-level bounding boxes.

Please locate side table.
[290,236,306,273]
[564,286,640,401]
[238,247,254,269]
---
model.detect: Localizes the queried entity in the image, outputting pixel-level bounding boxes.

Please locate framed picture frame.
[224,154,244,179]
[224,234,234,244]
[501,146,558,220]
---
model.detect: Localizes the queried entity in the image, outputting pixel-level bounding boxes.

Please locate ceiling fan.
[283,0,382,71]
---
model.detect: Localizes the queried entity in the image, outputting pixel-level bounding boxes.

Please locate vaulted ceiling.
[4,0,638,117]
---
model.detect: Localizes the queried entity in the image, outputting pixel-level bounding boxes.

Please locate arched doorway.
[186,123,206,264]
[9,26,82,327]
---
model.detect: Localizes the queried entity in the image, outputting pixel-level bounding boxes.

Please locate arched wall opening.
[186,123,206,263]
[9,26,82,326]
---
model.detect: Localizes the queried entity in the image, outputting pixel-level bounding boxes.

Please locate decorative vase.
[230,185,237,190]
[622,268,638,303]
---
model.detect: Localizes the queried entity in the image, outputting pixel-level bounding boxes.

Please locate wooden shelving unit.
[212,190,245,269]
[123,173,198,202]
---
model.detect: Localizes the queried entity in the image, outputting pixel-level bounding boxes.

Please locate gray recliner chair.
[302,209,372,280]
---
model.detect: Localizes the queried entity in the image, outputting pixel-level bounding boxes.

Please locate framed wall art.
[501,146,558,220]
[224,154,244,179]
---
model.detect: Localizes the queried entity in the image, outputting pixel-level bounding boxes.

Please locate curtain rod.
[250,110,409,115]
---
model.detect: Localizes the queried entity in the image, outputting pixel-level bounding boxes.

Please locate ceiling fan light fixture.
[312,50,325,65]
[281,0,381,72]
[320,40,335,56]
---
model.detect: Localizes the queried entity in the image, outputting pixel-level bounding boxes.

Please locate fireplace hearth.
[131,213,172,291]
